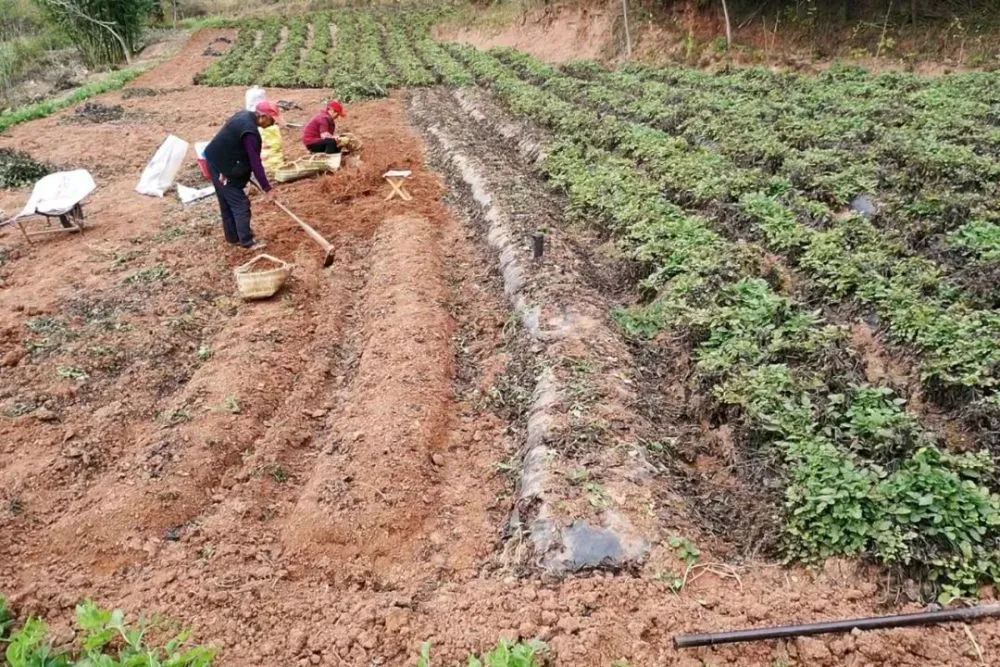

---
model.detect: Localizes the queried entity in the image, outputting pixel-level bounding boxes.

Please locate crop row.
[383,15,435,87]
[195,11,463,102]
[259,18,308,88]
[482,47,1000,406]
[194,21,256,86]
[610,62,1000,159]
[297,13,332,88]
[446,42,1000,600]
[411,32,474,86]
[558,60,1000,277]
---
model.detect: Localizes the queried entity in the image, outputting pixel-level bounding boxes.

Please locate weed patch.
[0,147,51,188]
[123,266,170,285]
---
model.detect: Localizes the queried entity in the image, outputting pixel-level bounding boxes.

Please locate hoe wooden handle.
[272,199,335,267]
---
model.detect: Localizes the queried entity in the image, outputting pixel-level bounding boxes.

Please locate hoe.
[272,199,335,268]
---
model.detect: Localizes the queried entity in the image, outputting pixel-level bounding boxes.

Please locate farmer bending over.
[203,100,284,250]
[302,100,345,154]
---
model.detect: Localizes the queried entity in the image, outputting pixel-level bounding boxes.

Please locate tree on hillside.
[34,0,154,66]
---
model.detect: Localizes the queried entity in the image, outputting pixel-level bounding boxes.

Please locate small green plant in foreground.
[218,395,241,415]
[124,266,170,285]
[668,536,701,566]
[0,595,216,666]
[418,639,549,666]
[56,366,89,381]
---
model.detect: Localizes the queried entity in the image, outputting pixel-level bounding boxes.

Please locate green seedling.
[217,395,241,414]
[668,536,701,566]
[197,344,214,361]
[3,403,36,418]
[468,639,549,667]
[156,227,187,242]
[655,569,686,593]
[57,366,88,381]
[0,598,216,665]
[161,409,191,425]
[583,482,611,509]
[417,641,432,667]
[124,266,170,285]
[111,250,142,269]
[25,317,63,334]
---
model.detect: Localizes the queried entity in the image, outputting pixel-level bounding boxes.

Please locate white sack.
[245,86,266,112]
[177,183,214,204]
[16,170,96,219]
[136,134,189,197]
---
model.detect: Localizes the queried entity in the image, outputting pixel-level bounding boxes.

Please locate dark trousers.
[306,138,341,154]
[207,163,255,247]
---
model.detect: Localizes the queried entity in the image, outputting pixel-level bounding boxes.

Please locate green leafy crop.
[447,42,1000,599]
[0,599,216,666]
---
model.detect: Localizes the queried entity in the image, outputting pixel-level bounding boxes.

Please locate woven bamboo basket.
[274,153,342,183]
[234,254,292,300]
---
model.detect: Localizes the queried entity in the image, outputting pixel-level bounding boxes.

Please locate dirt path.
[1,28,998,667]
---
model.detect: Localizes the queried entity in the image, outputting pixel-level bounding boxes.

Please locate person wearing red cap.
[202,100,284,250]
[302,100,345,154]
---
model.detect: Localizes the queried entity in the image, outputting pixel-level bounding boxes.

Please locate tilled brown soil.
[1,28,998,667]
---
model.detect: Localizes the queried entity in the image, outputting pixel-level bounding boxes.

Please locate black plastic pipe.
[674,604,1000,649]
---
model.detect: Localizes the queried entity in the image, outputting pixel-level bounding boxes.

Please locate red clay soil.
[1,28,998,667]
[435,4,617,63]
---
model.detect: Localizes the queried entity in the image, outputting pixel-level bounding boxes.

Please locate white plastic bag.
[136,135,189,197]
[245,86,266,112]
[177,183,214,204]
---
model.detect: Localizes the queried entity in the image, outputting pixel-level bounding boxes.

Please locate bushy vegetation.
[0,148,51,188]
[0,595,217,666]
[444,43,1000,601]
[37,0,154,66]
[0,0,71,102]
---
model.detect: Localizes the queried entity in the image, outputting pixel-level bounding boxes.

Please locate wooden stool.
[383,170,412,201]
